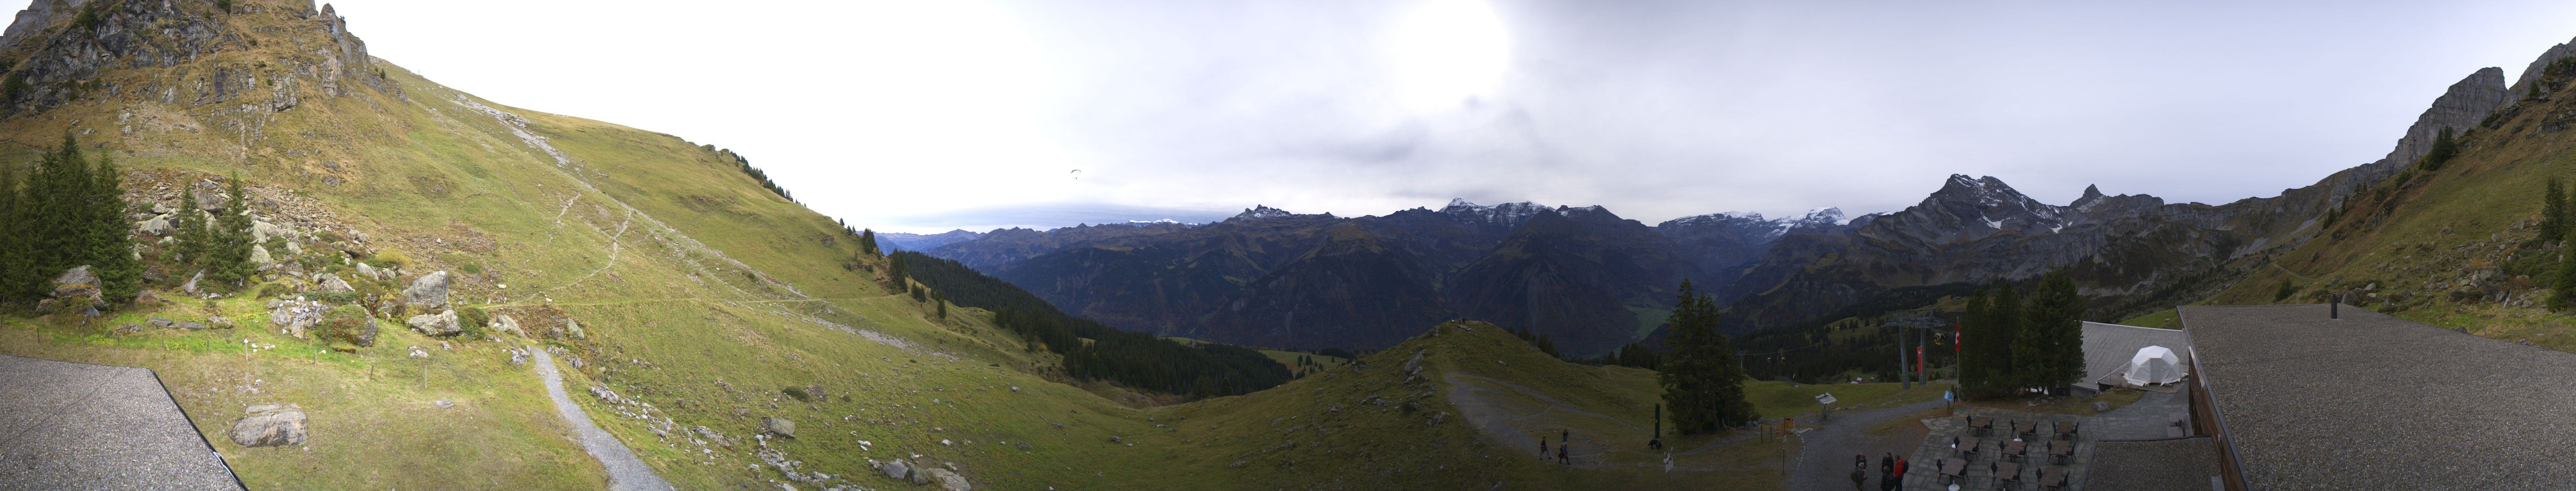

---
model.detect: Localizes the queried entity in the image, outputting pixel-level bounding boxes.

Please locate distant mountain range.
[919,51,2541,357]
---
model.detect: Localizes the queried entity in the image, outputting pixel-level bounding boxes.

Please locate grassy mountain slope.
[2199,62,2576,349]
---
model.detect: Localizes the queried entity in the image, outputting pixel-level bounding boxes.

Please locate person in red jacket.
[1894,457,1910,489]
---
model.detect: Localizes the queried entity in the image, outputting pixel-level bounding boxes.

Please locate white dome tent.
[2123,345,2185,386]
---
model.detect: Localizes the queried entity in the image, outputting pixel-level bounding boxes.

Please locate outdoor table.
[1993,462,2024,490]
[2054,420,2077,437]
[2013,419,2039,438]
[2001,439,2028,463]
[1970,416,1994,437]
[2048,439,2074,465]
[2039,466,2069,491]
[1955,436,1982,459]
[1939,458,1967,485]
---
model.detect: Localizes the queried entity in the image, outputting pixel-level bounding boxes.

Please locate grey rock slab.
[402,270,450,309]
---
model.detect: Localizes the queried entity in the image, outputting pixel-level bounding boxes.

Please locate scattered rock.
[181,270,203,294]
[562,318,586,339]
[434,399,455,409]
[355,262,380,281]
[136,215,174,236]
[405,310,460,336]
[762,417,796,439]
[253,220,291,243]
[284,241,302,257]
[249,246,273,268]
[228,404,308,447]
[194,187,228,211]
[207,316,233,330]
[175,320,207,330]
[1229,460,1248,468]
[148,317,175,329]
[402,270,451,310]
[1107,435,1121,444]
[113,324,142,335]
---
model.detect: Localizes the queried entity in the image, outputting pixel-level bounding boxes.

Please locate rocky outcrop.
[0,0,87,49]
[38,265,102,316]
[402,270,449,310]
[2510,37,2576,99]
[267,299,323,339]
[228,404,307,447]
[404,310,459,337]
[2339,68,2508,185]
[135,215,174,236]
[921,467,970,491]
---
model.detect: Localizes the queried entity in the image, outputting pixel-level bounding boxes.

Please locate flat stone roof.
[2182,304,2576,490]
[2087,437,2219,491]
[2081,321,2191,388]
[0,353,242,490]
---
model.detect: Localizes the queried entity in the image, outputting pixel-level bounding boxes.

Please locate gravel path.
[531,349,674,491]
[1787,399,1943,491]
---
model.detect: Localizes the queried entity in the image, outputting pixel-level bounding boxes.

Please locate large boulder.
[493,315,524,337]
[875,458,912,481]
[51,266,100,301]
[253,220,290,243]
[402,270,450,310]
[354,262,380,281]
[761,417,796,439]
[229,404,307,447]
[268,301,323,339]
[319,274,355,293]
[405,310,460,337]
[250,246,274,268]
[921,468,971,491]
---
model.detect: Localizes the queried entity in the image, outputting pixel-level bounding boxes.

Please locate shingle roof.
[2080,321,2190,388]
[2182,304,2576,490]
[2088,437,2220,491]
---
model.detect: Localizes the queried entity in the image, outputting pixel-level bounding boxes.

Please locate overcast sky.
[331,0,2576,234]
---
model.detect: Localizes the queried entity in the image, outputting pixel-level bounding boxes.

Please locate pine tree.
[0,159,24,304]
[1658,280,1751,434]
[861,229,879,256]
[1968,284,2025,397]
[2417,127,2460,171]
[1958,290,1996,394]
[172,187,206,262]
[932,290,947,319]
[2545,176,2568,243]
[2017,272,2086,394]
[87,152,139,305]
[22,133,92,295]
[203,173,256,289]
[2555,228,2576,311]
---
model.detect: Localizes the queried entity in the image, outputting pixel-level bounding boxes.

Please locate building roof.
[2080,321,2190,388]
[0,354,242,490]
[2181,304,2576,489]
[2087,437,2220,491]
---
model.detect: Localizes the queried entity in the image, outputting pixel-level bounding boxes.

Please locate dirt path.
[531,349,674,491]
[1787,399,1942,491]
[1443,372,1650,468]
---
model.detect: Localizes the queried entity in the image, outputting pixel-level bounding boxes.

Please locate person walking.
[1850,465,1867,491]
[1539,437,1547,456]
[1556,444,1570,465]
[1894,457,1910,490]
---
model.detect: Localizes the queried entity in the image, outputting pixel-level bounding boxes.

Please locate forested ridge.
[892,251,1291,397]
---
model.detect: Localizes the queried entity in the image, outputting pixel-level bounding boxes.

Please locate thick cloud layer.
[333,0,2576,233]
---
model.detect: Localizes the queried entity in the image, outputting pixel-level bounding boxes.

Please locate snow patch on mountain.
[1234,205,1295,220]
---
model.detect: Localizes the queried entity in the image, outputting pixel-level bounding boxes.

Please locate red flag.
[1953,322,1961,353]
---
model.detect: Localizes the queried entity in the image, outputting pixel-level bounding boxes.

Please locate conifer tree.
[87,152,139,304]
[22,133,92,294]
[1658,280,1751,433]
[1959,290,1996,394]
[202,173,256,289]
[172,187,206,262]
[0,160,24,304]
[2554,228,2576,311]
[932,290,947,319]
[2017,272,2086,394]
[861,229,879,256]
[2545,176,2567,243]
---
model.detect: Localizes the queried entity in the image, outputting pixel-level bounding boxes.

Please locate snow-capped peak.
[1438,199,1552,228]
[1797,207,1850,226]
[1235,205,1294,220]
[1128,219,1181,224]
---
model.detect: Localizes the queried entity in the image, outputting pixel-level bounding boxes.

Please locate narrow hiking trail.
[531,348,675,491]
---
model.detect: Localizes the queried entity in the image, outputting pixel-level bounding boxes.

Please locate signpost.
[1816,392,1837,421]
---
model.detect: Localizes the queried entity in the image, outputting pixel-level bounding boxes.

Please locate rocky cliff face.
[2509,37,2576,99]
[0,0,391,116]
